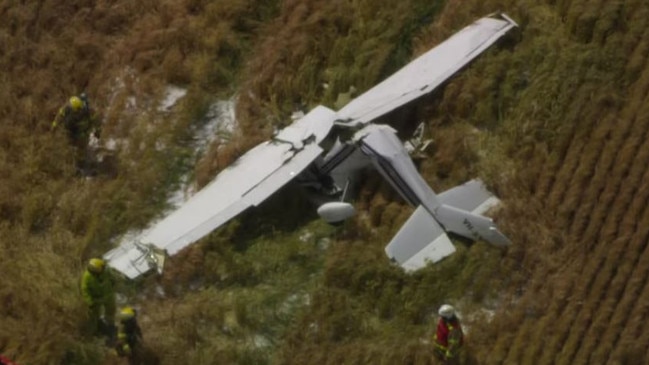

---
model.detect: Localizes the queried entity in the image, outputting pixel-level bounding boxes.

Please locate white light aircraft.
[105,13,518,279]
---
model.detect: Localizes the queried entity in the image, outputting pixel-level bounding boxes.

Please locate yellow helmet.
[87,258,105,274]
[120,306,136,320]
[122,344,132,355]
[69,96,83,111]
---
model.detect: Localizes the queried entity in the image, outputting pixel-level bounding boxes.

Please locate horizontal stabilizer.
[435,204,511,246]
[385,205,456,271]
[438,179,500,215]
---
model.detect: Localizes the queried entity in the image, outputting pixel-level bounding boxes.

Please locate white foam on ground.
[118,97,239,255]
[166,98,237,206]
[158,86,188,112]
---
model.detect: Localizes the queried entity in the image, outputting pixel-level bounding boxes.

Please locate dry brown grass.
[5,0,649,363]
[0,0,278,362]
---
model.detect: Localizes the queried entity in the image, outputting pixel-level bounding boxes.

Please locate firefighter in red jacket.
[0,355,18,365]
[433,304,464,363]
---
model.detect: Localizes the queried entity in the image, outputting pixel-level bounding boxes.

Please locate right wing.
[336,13,518,127]
[105,106,337,279]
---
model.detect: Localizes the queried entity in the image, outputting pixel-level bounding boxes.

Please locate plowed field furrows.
[534,61,649,365]
[534,65,596,204]
[468,1,649,364]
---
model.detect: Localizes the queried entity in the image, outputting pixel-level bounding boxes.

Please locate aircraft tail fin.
[385,205,456,271]
[434,179,510,246]
[435,204,511,246]
[438,179,500,215]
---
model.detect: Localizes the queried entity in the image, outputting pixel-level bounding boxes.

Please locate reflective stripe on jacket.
[433,317,464,353]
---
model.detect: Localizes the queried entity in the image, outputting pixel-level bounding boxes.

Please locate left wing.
[105,106,337,279]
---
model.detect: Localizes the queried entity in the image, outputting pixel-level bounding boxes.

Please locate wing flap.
[141,142,293,252]
[241,144,323,206]
[105,142,323,278]
[163,144,323,255]
[385,205,456,271]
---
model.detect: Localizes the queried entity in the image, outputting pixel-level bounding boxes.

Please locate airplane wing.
[105,106,337,279]
[336,13,517,126]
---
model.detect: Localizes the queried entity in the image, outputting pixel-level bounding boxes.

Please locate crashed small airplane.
[105,13,517,279]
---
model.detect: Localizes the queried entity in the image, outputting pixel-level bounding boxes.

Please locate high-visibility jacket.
[0,354,18,365]
[433,317,464,358]
[116,317,143,357]
[52,100,98,145]
[80,269,115,307]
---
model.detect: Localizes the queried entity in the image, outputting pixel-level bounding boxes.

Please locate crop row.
[482,1,649,363]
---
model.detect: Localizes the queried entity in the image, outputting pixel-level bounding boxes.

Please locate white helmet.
[438,304,455,319]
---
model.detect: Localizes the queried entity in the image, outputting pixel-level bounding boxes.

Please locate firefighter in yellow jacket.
[52,94,100,145]
[116,306,144,363]
[80,258,116,335]
[52,94,101,172]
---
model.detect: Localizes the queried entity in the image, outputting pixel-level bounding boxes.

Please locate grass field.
[1,0,648,364]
